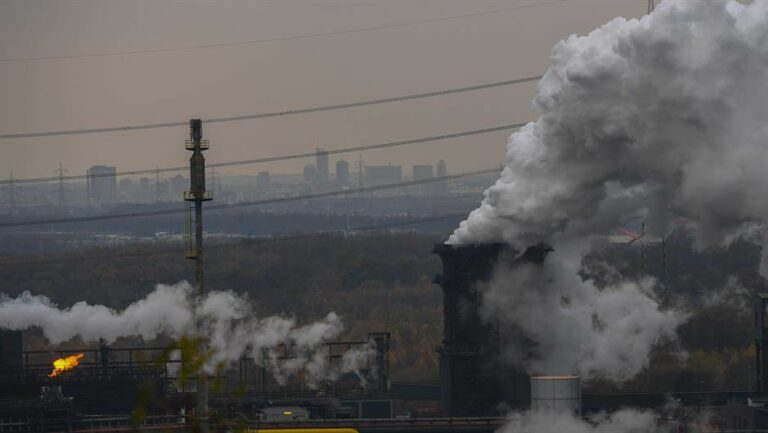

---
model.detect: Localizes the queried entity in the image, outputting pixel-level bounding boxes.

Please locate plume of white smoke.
[451,0,768,251]
[485,241,683,381]
[447,0,768,380]
[0,283,191,343]
[0,281,370,383]
[500,409,663,433]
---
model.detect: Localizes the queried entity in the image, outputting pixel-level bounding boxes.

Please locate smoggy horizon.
[0,0,643,180]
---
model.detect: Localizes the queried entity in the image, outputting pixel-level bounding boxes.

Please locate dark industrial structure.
[0,331,392,431]
[433,242,552,416]
[755,294,768,394]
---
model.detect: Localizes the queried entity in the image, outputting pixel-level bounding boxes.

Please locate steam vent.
[433,242,552,416]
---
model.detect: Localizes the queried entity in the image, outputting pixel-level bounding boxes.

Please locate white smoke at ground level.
[499,409,664,433]
[0,281,370,383]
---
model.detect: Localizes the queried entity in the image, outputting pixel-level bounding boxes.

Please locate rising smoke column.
[0,281,372,382]
[450,0,768,380]
[451,0,768,249]
[484,240,683,381]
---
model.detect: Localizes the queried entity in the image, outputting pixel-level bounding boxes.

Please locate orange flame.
[48,353,84,378]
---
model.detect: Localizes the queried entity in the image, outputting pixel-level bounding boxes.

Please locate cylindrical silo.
[531,376,581,416]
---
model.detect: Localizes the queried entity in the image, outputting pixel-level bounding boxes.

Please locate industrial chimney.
[433,242,552,416]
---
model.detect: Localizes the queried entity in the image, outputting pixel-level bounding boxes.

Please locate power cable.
[0,167,498,228]
[0,0,565,63]
[1,123,525,185]
[0,211,469,266]
[0,78,539,140]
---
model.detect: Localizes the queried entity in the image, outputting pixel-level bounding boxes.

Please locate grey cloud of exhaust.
[449,0,768,380]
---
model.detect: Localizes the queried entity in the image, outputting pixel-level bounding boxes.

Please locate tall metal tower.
[357,155,365,190]
[53,162,68,207]
[86,169,91,206]
[184,119,212,433]
[155,166,161,203]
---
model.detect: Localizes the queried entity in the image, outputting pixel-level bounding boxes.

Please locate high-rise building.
[412,165,434,180]
[118,178,136,202]
[437,159,447,177]
[256,171,271,189]
[412,164,434,195]
[436,159,448,195]
[88,165,117,205]
[315,148,329,183]
[169,174,187,199]
[364,164,402,187]
[336,160,350,187]
[139,177,151,203]
[303,165,318,183]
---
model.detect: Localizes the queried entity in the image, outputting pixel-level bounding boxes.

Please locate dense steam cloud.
[0,281,372,382]
[500,409,663,433]
[451,0,768,249]
[485,241,683,381]
[451,0,768,380]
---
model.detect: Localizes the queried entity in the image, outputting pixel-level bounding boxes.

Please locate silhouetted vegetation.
[2,231,767,388]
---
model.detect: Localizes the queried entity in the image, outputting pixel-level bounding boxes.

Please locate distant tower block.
[303,164,317,184]
[256,171,271,189]
[336,160,350,187]
[315,148,329,183]
[435,159,448,195]
[412,164,434,195]
[88,165,117,205]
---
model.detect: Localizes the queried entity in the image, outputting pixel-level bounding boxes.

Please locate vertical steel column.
[185,119,212,433]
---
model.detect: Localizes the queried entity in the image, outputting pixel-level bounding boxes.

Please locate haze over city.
[0,0,644,178]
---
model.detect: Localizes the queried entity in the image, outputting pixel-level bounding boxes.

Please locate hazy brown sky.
[0,0,644,180]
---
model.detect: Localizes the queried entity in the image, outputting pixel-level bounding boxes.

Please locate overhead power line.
[0,167,499,229]
[0,0,565,63]
[0,211,470,266]
[2,123,525,185]
[0,77,540,140]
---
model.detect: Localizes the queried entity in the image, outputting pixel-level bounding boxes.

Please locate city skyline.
[0,0,645,179]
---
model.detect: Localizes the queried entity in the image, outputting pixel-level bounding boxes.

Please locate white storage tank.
[531,376,581,417]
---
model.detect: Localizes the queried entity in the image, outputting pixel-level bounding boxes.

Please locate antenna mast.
[54,162,68,208]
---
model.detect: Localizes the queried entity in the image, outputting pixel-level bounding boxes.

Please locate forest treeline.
[1,231,766,388]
